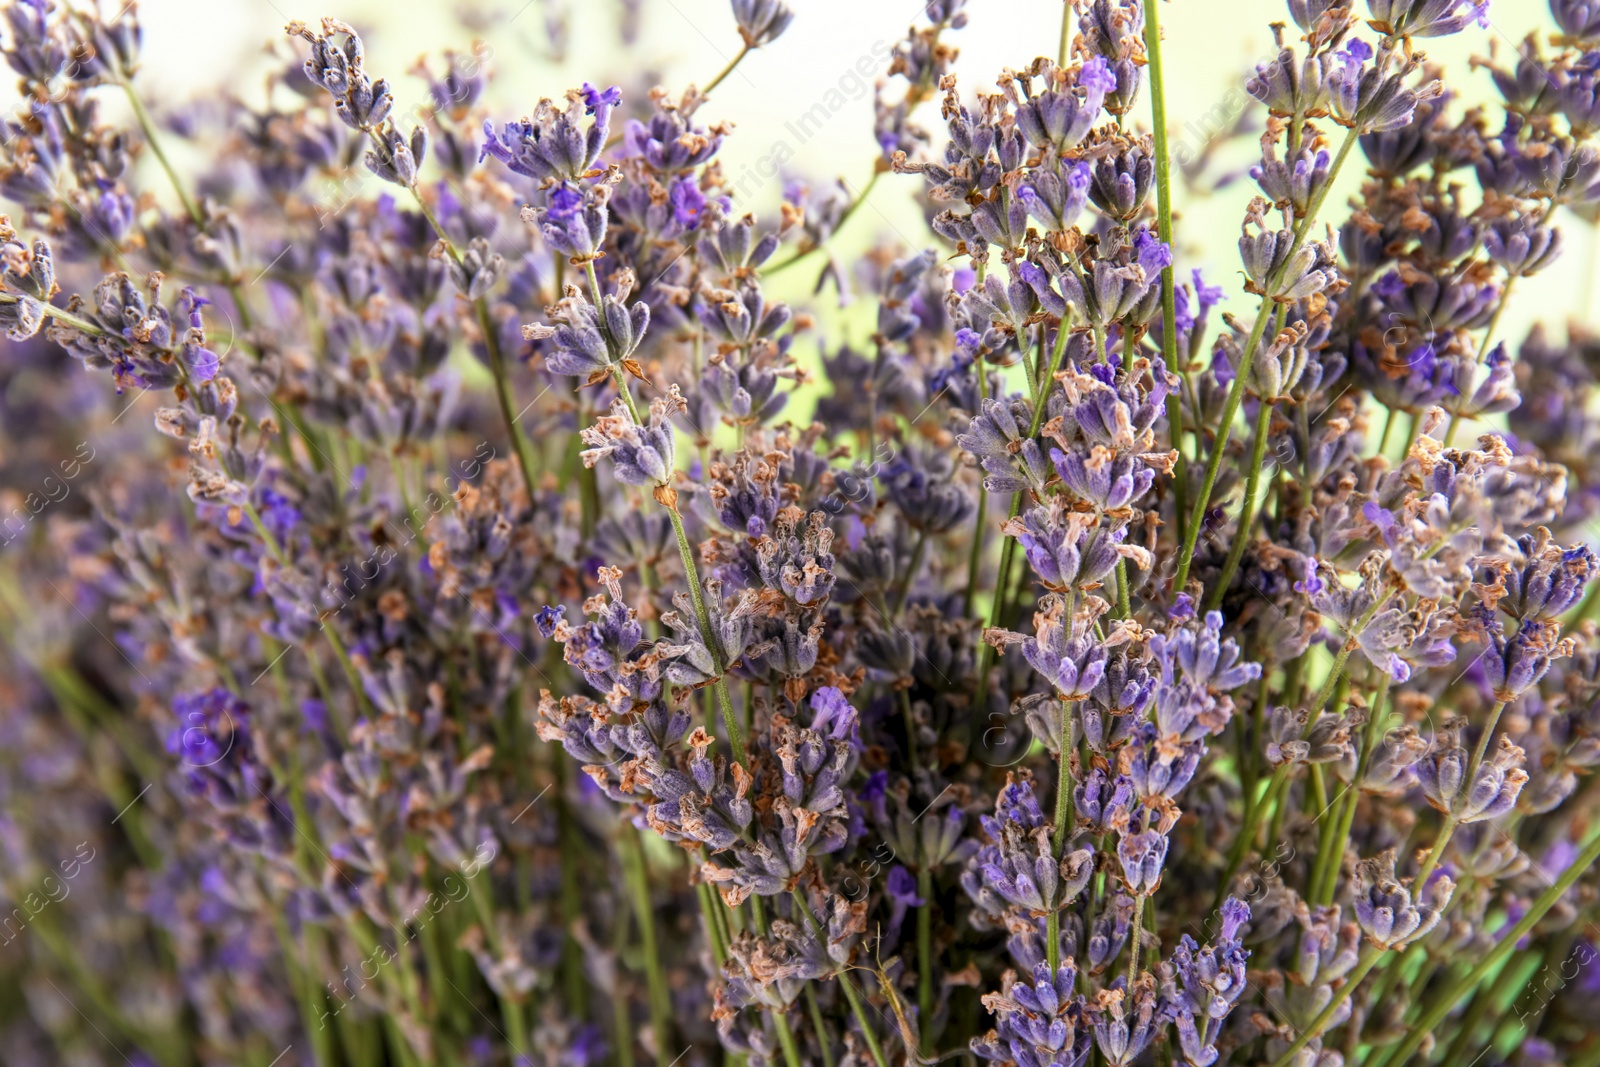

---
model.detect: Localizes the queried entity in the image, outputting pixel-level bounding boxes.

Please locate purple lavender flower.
[481,85,620,182]
[1351,850,1454,948]
[1366,0,1491,37]
[289,19,394,130]
[1020,596,1109,699]
[1416,719,1530,823]
[730,0,794,47]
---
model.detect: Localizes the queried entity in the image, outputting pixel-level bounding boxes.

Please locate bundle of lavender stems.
[5,0,1600,1064]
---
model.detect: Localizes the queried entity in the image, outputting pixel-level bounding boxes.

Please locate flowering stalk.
[1174,127,1359,592]
[974,322,1074,684]
[792,891,890,1067]
[762,171,881,277]
[377,128,541,506]
[963,385,990,612]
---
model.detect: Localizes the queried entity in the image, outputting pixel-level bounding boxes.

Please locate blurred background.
[131,0,1594,347]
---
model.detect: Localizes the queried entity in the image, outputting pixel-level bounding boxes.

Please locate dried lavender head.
[481,84,621,182]
[1351,850,1454,948]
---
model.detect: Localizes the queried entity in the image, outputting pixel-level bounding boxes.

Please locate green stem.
[666,502,745,764]
[806,983,837,1067]
[0,292,110,338]
[917,863,934,1048]
[1169,403,1190,551]
[1313,676,1391,905]
[900,687,921,778]
[1377,405,1398,456]
[696,879,729,969]
[119,78,262,353]
[1047,698,1075,973]
[773,1010,804,1067]
[621,828,673,1066]
[612,896,637,1067]
[702,43,751,95]
[1126,893,1147,988]
[1173,303,1271,592]
[119,80,201,225]
[1268,946,1382,1067]
[1438,946,1541,1067]
[242,501,288,564]
[893,530,929,618]
[1206,398,1274,611]
[1142,0,1189,547]
[1303,588,1393,722]
[552,758,588,1015]
[476,298,541,505]
[1357,939,1421,1059]
[965,482,989,616]
[1215,764,1289,912]
[1051,703,1074,858]
[1380,824,1600,1067]
[964,353,992,617]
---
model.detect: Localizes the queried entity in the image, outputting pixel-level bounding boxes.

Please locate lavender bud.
[1484,213,1563,277]
[1351,850,1453,949]
[730,0,794,48]
[481,84,620,182]
[288,19,394,130]
[446,237,503,300]
[1087,138,1152,221]
[1366,0,1491,37]
[1552,0,1600,39]
[364,123,425,187]
[1251,140,1333,220]
[580,388,685,487]
[1247,41,1332,118]
[1329,39,1440,133]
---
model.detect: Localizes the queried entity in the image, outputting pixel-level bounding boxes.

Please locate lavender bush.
[4,0,1600,1064]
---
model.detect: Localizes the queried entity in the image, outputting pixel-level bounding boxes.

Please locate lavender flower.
[481,84,620,182]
